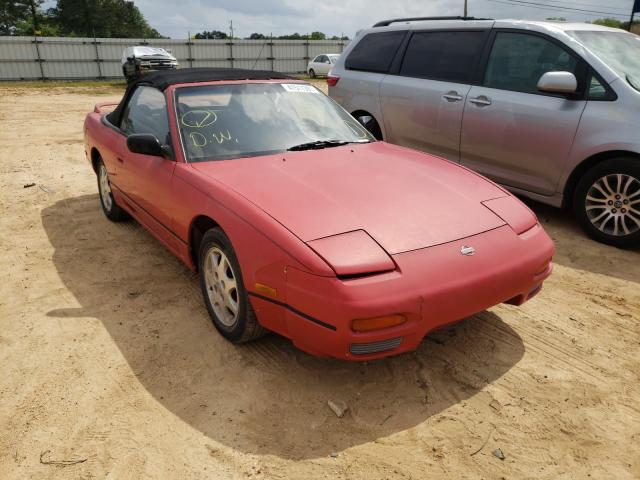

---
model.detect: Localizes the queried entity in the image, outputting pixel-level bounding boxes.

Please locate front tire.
[573,157,640,248]
[97,159,129,222]
[308,68,316,79]
[199,228,268,343]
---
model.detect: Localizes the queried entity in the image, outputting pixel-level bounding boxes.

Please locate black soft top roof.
[130,67,293,91]
[107,68,293,125]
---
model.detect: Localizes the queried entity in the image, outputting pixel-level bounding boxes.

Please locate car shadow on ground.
[522,199,640,284]
[42,194,525,460]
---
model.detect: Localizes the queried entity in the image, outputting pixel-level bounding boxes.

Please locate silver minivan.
[329,18,640,247]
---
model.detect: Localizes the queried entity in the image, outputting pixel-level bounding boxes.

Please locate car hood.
[191,142,509,254]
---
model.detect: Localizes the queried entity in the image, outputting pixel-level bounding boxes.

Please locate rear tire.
[199,228,268,343]
[354,113,383,140]
[573,157,640,248]
[308,69,316,79]
[97,158,129,222]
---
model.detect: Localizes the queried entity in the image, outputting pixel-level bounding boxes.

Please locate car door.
[309,55,321,74]
[115,85,178,246]
[460,31,588,196]
[379,30,489,162]
[318,55,331,75]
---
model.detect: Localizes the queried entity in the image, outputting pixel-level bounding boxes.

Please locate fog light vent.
[350,337,402,355]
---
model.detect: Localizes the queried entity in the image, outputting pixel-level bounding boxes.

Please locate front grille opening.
[350,337,402,355]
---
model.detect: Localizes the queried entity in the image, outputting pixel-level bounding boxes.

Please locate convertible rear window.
[175,82,373,162]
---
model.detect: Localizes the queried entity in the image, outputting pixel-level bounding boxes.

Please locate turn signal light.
[535,258,552,276]
[352,314,406,333]
[254,282,277,298]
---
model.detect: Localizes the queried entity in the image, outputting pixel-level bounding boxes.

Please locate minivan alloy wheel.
[204,246,239,327]
[585,173,640,236]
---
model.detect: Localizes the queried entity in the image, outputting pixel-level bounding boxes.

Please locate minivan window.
[484,32,578,94]
[588,75,608,99]
[345,31,405,73]
[400,31,487,83]
[567,30,640,92]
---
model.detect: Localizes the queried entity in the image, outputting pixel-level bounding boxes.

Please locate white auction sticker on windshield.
[281,83,319,93]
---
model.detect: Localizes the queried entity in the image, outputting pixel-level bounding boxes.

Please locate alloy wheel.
[585,173,640,237]
[99,164,113,212]
[203,246,239,327]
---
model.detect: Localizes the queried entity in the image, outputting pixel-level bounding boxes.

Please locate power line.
[487,0,630,16]
[541,0,629,11]
[479,0,630,18]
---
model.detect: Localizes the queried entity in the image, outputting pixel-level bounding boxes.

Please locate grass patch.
[0,79,126,94]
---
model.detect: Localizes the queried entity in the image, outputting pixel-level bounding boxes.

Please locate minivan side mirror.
[126,134,173,159]
[537,71,577,94]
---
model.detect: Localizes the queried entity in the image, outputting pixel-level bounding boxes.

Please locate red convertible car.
[84,68,554,360]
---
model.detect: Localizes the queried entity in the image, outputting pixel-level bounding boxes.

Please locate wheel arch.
[350,109,383,140]
[189,215,222,271]
[351,109,378,122]
[563,150,640,208]
[90,147,102,173]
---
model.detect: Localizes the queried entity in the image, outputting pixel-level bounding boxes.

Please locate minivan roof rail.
[373,16,493,27]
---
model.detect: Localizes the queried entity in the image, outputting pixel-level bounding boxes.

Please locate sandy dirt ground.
[0,80,639,480]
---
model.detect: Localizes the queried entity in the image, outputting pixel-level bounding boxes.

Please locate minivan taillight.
[327,75,340,87]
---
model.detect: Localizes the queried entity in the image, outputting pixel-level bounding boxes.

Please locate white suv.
[121,46,178,82]
[329,17,640,247]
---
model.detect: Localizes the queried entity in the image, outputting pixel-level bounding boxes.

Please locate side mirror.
[537,71,577,94]
[126,134,173,159]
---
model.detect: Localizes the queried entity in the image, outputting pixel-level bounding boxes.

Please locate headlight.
[307,230,395,277]
[482,196,537,234]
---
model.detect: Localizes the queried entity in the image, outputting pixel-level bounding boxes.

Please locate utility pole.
[229,20,234,39]
[629,0,639,32]
[464,0,468,18]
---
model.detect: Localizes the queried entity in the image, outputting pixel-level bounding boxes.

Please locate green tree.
[51,0,162,38]
[592,18,624,29]
[194,30,228,39]
[309,31,325,40]
[246,32,265,39]
[277,33,303,39]
[0,0,50,35]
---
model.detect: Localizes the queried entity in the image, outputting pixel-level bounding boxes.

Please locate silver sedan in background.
[307,54,340,78]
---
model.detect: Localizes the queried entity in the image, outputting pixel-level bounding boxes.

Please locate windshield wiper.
[286,140,351,151]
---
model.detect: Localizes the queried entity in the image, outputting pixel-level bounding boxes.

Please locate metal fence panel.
[0,36,348,80]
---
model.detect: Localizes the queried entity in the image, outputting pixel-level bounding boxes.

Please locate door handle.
[443,91,463,102]
[469,96,492,106]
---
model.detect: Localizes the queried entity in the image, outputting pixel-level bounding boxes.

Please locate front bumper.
[251,224,554,361]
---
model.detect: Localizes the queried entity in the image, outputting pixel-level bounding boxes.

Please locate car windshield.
[568,30,640,91]
[175,82,372,162]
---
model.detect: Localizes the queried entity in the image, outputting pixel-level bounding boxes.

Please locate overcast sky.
[45,0,637,38]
